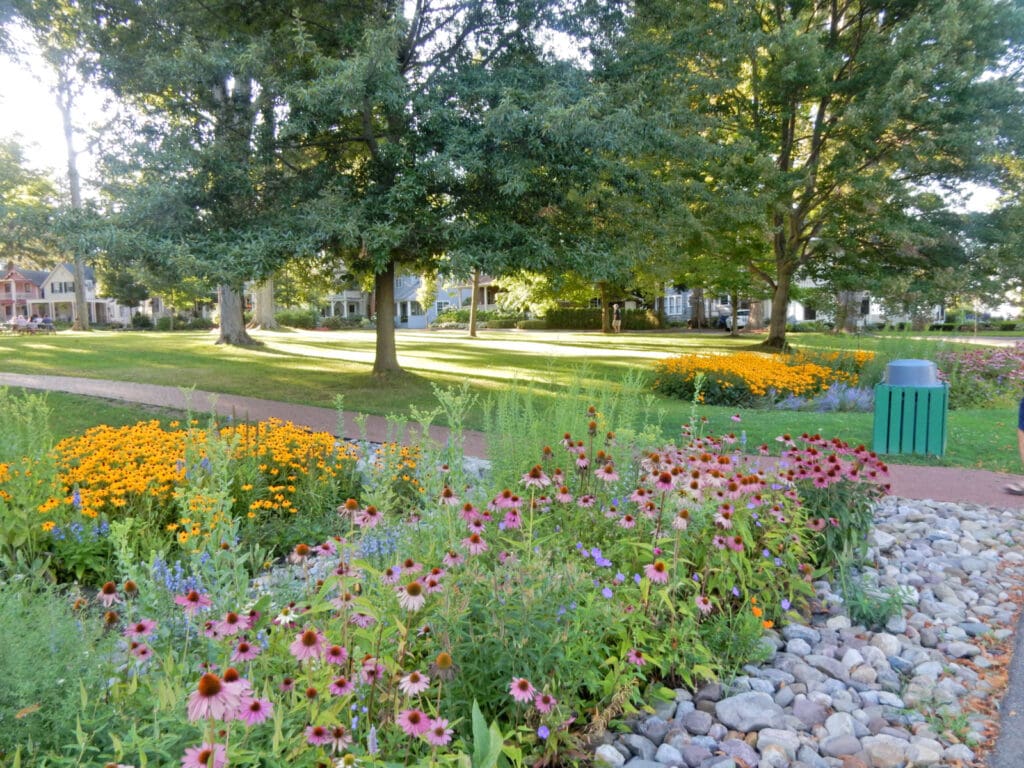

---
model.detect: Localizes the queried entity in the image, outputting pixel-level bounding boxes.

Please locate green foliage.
[275,308,319,329]
[836,564,910,631]
[0,578,113,759]
[542,307,602,330]
[0,389,59,568]
[130,312,153,329]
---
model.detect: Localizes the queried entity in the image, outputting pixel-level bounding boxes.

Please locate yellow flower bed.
[653,350,869,403]
[37,418,358,530]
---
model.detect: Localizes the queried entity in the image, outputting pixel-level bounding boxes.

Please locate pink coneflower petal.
[696,594,713,614]
[215,611,245,637]
[181,742,227,768]
[397,708,431,736]
[397,580,426,612]
[463,533,488,555]
[534,691,557,713]
[521,465,551,488]
[306,724,332,745]
[97,581,122,608]
[174,590,212,616]
[439,486,460,506]
[187,673,242,722]
[330,724,353,752]
[124,618,157,639]
[329,676,355,696]
[644,560,669,584]
[231,639,262,663]
[324,644,348,665]
[289,627,326,662]
[626,648,646,666]
[425,717,453,746]
[508,677,536,703]
[398,670,431,696]
[238,697,273,726]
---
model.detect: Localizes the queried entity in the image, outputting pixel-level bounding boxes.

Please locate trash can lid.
[886,359,940,386]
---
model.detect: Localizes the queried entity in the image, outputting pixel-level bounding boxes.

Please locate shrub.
[131,312,154,329]
[517,319,547,330]
[542,307,602,329]
[320,316,363,330]
[155,316,173,331]
[935,342,1024,409]
[275,308,319,329]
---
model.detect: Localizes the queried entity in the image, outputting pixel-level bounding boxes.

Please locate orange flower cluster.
[654,351,845,399]
[36,419,358,530]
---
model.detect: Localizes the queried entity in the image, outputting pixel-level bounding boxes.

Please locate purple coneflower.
[330,724,353,751]
[355,505,381,528]
[325,643,348,665]
[397,580,426,612]
[329,676,355,696]
[398,670,431,696]
[443,549,464,567]
[215,611,245,637]
[123,618,157,639]
[180,742,227,768]
[238,696,273,726]
[618,514,636,529]
[381,565,402,584]
[97,581,121,607]
[130,642,152,661]
[398,708,431,737]
[425,717,453,746]
[597,463,619,482]
[509,677,536,703]
[695,594,713,614]
[289,627,326,662]
[534,692,557,713]
[306,724,332,746]
[187,673,241,722]
[644,560,669,584]
[626,648,646,666]
[463,533,488,555]
[521,465,551,488]
[231,639,262,663]
[439,486,460,506]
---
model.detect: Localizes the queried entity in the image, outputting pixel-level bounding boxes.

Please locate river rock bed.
[592,496,1024,768]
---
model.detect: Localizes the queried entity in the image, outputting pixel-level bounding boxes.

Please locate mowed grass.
[0,327,1019,472]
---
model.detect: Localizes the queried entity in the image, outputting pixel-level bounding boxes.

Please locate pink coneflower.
[807,517,827,532]
[398,708,431,737]
[215,611,245,637]
[575,452,589,470]
[629,487,651,503]
[398,670,431,696]
[425,717,453,746]
[521,465,551,488]
[355,505,381,528]
[672,508,690,531]
[596,463,619,482]
[174,593,211,618]
[443,549,464,567]
[280,676,295,692]
[626,648,646,666]
[187,673,242,722]
[330,724,353,752]
[424,575,443,594]
[350,612,376,628]
[381,565,402,584]
[329,676,355,696]
[554,486,573,504]
[463,533,488,555]
[238,697,273,726]
[289,627,326,662]
[534,692,557,713]
[654,471,675,491]
[695,594,713,615]
[397,580,426,612]
[325,644,348,665]
[502,510,522,529]
[180,741,227,768]
[316,540,337,556]
[726,535,745,553]
[306,724,332,746]
[290,542,312,563]
[439,486,460,506]
[644,560,669,584]
[97,581,122,608]
[230,639,262,663]
[124,618,157,639]
[459,502,481,522]
[361,659,386,685]
[577,494,596,508]
[509,677,536,703]
[401,557,424,574]
[618,513,636,529]
[130,642,152,661]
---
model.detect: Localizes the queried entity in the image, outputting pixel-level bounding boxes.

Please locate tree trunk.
[468,268,479,338]
[250,278,279,330]
[57,68,90,331]
[216,283,256,345]
[691,287,705,328]
[599,281,610,333]
[373,260,402,375]
[763,264,794,349]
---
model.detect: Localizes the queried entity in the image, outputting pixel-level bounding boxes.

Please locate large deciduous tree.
[617,0,1024,348]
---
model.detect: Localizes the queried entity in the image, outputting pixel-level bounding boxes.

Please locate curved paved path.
[2,372,1021,511]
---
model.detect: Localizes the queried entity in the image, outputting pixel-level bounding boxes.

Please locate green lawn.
[0,327,1019,472]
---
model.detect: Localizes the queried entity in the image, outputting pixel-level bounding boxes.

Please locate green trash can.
[872,359,948,456]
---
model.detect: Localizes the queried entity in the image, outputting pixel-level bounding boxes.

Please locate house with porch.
[1,262,134,326]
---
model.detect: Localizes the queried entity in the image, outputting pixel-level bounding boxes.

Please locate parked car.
[724,309,750,330]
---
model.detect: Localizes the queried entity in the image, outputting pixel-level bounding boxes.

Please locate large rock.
[714,691,783,731]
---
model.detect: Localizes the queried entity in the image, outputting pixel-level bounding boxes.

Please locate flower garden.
[3,339,1021,767]
[0,371,900,768]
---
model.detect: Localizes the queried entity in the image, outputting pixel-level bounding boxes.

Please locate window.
[436,300,451,314]
[409,301,424,316]
[665,294,685,316]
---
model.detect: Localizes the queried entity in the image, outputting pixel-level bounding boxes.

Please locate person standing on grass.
[612,303,622,333]
[1007,394,1024,495]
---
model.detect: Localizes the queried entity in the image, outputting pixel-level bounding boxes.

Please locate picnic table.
[3,321,56,335]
